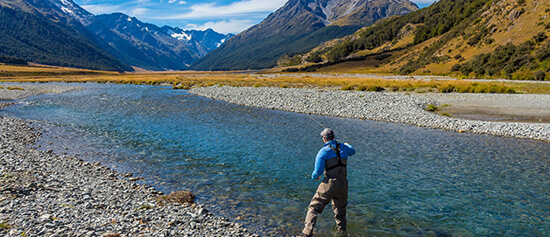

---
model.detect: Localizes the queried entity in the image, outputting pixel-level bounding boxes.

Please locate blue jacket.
[312,140,356,180]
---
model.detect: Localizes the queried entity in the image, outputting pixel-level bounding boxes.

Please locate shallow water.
[2,83,550,236]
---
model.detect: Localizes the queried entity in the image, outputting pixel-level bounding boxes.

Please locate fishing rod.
[305,113,345,142]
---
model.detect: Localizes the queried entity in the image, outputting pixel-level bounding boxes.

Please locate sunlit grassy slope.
[283,0,550,80]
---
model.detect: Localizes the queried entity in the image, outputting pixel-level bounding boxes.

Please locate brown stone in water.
[157,191,196,206]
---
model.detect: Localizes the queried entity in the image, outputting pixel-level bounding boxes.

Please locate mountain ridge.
[0,0,232,71]
[191,0,419,71]
[0,0,132,71]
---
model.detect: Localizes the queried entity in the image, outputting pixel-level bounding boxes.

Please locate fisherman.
[301,128,356,237]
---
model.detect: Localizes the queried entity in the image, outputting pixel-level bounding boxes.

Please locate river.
[2,83,549,236]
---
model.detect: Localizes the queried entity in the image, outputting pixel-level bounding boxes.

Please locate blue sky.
[74,0,437,34]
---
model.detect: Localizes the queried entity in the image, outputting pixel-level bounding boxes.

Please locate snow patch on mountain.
[171,32,192,41]
[48,0,94,25]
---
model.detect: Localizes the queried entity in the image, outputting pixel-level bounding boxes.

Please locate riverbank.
[0,85,254,236]
[0,83,83,100]
[189,86,550,142]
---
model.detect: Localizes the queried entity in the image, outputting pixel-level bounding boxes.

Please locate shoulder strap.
[329,143,340,158]
[325,143,346,172]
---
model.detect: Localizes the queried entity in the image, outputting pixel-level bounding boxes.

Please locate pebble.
[0,116,256,236]
[190,86,550,142]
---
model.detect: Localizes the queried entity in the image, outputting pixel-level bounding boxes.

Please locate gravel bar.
[189,86,550,142]
[0,116,254,236]
[0,84,83,100]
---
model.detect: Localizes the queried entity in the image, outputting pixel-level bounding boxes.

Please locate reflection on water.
[2,83,550,236]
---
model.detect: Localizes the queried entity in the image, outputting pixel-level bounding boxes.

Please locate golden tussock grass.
[2,64,550,94]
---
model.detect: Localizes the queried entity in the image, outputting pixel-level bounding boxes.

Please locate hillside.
[289,0,550,81]
[0,0,132,72]
[191,0,418,71]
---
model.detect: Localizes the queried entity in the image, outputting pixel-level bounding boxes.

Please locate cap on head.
[320,128,335,140]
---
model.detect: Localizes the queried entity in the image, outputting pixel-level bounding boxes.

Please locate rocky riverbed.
[0,84,255,236]
[0,116,253,237]
[189,86,550,142]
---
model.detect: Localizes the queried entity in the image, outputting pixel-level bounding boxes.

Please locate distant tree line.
[452,37,550,80]
[0,55,27,65]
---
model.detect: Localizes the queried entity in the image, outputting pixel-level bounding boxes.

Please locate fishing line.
[306,113,327,129]
[305,113,345,142]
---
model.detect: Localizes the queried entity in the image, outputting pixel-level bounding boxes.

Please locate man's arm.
[311,149,326,180]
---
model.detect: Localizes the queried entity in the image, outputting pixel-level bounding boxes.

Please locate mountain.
[161,27,235,57]
[291,0,550,80]
[0,0,132,71]
[91,13,199,71]
[0,0,232,71]
[47,0,233,71]
[191,0,419,71]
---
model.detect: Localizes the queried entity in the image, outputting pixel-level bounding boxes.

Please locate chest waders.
[325,143,346,172]
[302,142,349,236]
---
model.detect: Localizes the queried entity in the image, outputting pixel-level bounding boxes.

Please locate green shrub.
[460,41,537,78]
[172,83,194,90]
[138,205,154,210]
[536,42,550,61]
[341,85,356,91]
[306,54,323,63]
[439,85,456,93]
[425,104,439,112]
[451,64,462,71]
[484,38,495,45]
[533,32,548,43]
[0,220,10,230]
[467,34,483,46]
[535,70,547,81]
[366,86,385,92]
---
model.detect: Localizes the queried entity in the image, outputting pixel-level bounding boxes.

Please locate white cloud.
[168,0,186,4]
[129,7,149,16]
[186,19,258,34]
[160,0,287,19]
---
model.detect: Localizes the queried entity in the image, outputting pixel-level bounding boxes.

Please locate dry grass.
[2,65,550,94]
[0,64,115,77]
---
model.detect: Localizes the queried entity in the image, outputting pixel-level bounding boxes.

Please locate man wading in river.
[301,128,356,237]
